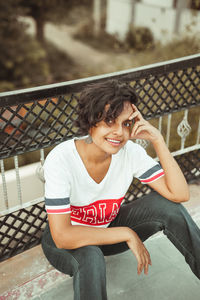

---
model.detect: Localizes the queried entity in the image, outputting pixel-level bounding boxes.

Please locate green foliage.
[74,19,155,53]
[153,36,200,61]
[74,19,124,52]
[0,0,49,92]
[43,42,77,82]
[0,0,78,92]
[0,81,15,93]
[20,0,92,21]
[19,0,93,43]
[125,25,154,51]
[191,0,200,10]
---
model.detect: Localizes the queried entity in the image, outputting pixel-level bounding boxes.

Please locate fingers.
[129,104,143,121]
[136,248,152,276]
[128,111,139,121]
[131,103,138,112]
[144,251,152,275]
[137,257,151,275]
[129,105,148,139]
[131,120,161,141]
[127,231,152,276]
[131,122,148,138]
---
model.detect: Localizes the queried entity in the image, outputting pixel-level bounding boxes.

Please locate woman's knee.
[142,191,187,224]
[75,246,106,275]
[151,192,189,224]
[42,226,105,277]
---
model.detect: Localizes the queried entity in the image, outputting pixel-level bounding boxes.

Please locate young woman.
[42,80,200,300]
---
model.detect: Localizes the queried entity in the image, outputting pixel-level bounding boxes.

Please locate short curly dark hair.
[75,79,138,135]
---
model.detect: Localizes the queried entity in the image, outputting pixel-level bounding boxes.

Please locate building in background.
[106,0,200,43]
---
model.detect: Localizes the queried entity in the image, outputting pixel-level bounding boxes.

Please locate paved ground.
[22,17,147,75]
[31,220,200,300]
[1,184,200,300]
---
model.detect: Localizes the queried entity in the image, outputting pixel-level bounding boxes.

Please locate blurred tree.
[0,0,49,92]
[190,0,200,9]
[19,0,92,44]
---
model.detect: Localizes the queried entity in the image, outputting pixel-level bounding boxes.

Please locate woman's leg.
[101,191,200,279]
[41,224,107,300]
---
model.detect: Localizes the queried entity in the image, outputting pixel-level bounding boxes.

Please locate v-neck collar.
[73,138,114,185]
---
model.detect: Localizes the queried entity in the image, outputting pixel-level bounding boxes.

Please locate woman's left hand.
[129,104,162,143]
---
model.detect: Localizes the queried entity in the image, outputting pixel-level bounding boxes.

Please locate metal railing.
[0,54,200,262]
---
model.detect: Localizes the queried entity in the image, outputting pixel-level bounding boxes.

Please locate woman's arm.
[130,104,189,203]
[48,213,151,275]
[148,136,189,202]
[49,214,131,249]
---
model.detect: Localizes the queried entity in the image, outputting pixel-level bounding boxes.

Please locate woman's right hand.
[126,229,152,275]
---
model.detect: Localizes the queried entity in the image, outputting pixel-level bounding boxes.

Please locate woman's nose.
[113,123,123,135]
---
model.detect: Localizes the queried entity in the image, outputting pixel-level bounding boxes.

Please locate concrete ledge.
[0,245,68,299]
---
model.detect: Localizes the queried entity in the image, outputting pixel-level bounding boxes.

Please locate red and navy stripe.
[139,164,164,184]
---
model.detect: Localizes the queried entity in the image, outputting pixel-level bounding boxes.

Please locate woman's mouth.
[106,138,121,146]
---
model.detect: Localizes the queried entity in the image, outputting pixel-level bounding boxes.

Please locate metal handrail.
[0,54,199,106]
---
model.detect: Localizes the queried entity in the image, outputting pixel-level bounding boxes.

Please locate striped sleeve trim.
[139,164,164,184]
[45,197,71,214]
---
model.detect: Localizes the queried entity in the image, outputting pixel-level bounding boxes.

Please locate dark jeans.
[41,191,200,300]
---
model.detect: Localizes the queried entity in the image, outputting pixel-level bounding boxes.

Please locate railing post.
[166,114,172,147]
[158,116,162,133]
[0,159,9,209]
[196,117,200,145]
[177,109,191,150]
[14,155,22,205]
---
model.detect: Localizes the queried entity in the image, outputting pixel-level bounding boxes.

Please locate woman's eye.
[124,122,131,127]
[107,119,114,125]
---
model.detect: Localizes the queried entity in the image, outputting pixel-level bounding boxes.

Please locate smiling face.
[89,101,134,156]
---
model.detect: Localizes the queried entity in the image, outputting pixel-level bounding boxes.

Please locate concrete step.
[0,245,67,299]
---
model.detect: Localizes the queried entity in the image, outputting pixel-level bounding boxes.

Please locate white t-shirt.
[44,139,164,228]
